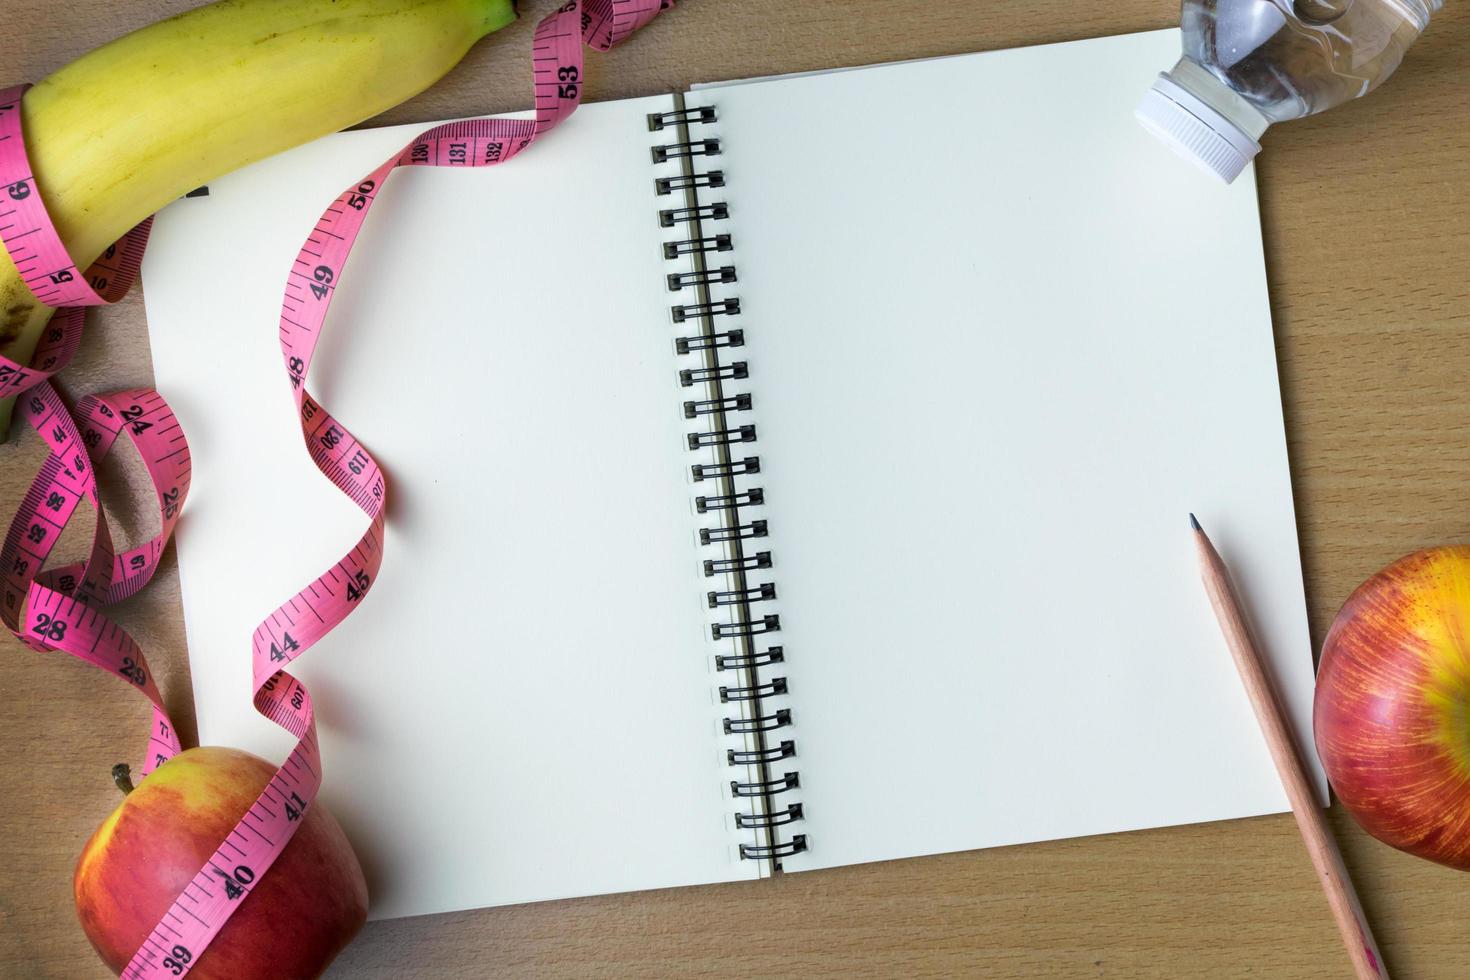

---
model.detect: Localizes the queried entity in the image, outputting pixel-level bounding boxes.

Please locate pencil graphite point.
[1189,513,1202,532]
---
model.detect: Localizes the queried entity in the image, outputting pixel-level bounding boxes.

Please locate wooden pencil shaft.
[1198,550,1318,810]
[1195,530,1386,980]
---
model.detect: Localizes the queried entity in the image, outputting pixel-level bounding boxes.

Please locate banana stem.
[0,265,54,442]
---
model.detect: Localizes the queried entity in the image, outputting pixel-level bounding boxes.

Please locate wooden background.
[3,0,1469,976]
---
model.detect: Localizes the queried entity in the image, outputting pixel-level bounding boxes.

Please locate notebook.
[137,28,1320,920]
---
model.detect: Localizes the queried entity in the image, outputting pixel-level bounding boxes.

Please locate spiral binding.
[651,96,806,868]
[696,488,764,513]
[669,266,737,290]
[650,138,721,164]
[683,393,750,419]
[675,329,743,355]
[691,456,760,481]
[687,424,755,450]
[661,203,729,227]
[656,171,726,196]
[715,646,783,671]
[664,234,732,259]
[699,521,767,545]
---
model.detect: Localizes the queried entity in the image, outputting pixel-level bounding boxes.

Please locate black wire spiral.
[652,102,807,865]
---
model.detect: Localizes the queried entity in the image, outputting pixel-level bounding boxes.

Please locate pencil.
[1190,513,1387,980]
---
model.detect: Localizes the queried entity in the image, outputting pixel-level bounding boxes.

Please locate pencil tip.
[1189,512,1202,532]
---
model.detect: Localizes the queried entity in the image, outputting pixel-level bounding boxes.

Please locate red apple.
[74,746,367,978]
[1315,546,1470,870]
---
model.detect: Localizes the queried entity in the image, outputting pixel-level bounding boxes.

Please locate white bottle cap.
[1135,73,1261,184]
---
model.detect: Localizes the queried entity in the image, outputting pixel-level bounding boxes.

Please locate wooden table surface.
[3,1,1469,977]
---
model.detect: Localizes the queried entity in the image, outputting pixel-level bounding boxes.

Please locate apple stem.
[112,763,135,796]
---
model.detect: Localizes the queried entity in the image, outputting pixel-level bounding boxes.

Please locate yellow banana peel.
[0,0,518,437]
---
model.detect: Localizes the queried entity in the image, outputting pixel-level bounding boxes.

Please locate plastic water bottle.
[1137,0,1442,182]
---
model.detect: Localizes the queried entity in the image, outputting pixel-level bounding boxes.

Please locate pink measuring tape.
[0,0,671,975]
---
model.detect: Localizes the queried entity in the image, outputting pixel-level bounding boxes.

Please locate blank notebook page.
[141,96,753,919]
[700,29,1322,872]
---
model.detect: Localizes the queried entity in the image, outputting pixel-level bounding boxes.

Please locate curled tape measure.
[0,0,671,975]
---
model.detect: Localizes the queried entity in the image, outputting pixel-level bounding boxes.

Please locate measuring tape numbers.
[0,0,671,976]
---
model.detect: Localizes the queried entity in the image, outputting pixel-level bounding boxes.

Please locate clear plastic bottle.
[1137,0,1442,182]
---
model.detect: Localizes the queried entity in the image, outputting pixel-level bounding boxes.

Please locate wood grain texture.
[2,1,1469,977]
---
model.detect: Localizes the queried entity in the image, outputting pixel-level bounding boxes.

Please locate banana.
[0,0,518,436]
